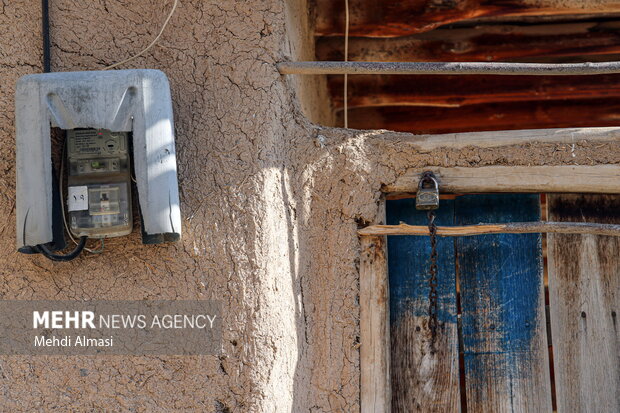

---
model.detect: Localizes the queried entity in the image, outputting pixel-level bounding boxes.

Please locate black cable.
[36,2,88,262]
[36,236,88,262]
[42,0,51,73]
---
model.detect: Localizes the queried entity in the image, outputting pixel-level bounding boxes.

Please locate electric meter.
[16,69,182,254]
[66,129,132,238]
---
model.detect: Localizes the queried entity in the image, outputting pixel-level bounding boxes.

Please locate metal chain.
[427,208,439,352]
[417,170,440,352]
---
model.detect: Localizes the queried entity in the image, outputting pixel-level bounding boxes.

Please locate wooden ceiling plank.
[337,98,620,133]
[314,0,620,37]
[316,21,620,62]
[328,74,620,109]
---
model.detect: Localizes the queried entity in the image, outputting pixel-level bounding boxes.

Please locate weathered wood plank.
[315,0,620,36]
[360,235,391,413]
[547,194,620,413]
[359,221,620,237]
[457,194,552,412]
[386,165,620,194]
[386,199,460,412]
[278,61,620,76]
[328,74,620,109]
[337,99,620,134]
[317,22,620,63]
[387,126,620,152]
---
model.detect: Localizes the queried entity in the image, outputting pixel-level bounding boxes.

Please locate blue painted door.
[387,194,551,412]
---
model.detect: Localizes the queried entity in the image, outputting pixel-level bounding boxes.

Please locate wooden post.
[360,235,391,413]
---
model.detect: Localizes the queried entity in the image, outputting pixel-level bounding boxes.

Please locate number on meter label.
[68,186,89,211]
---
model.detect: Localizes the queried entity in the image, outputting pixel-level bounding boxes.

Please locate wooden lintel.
[358,221,620,237]
[383,126,620,152]
[385,165,620,194]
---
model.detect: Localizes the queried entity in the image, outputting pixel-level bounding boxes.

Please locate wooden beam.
[360,235,391,413]
[339,99,620,133]
[385,165,620,194]
[358,221,620,237]
[328,74,620,109]
[375,126,620,152]
[317,21,620,62]
[278,60,620,76]
[314,0,620,37]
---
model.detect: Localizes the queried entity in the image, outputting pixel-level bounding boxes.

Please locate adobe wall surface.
[0,1,618,411]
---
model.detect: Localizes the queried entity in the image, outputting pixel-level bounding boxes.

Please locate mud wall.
[0,0,619,411]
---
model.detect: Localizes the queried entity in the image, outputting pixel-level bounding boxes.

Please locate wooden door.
[547,194,620,413]
[387,194,552,412]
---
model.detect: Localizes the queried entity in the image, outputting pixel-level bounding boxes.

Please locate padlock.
[416,173,439,210]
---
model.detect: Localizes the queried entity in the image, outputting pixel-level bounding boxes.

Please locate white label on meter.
[68,186,89,211]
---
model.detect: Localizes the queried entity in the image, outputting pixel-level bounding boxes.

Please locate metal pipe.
[277,61,620,76]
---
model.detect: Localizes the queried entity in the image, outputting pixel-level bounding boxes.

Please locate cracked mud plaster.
[1,0,620,412]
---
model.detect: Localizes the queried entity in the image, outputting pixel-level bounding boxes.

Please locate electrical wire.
[36,236,88,262]
[37,1,101,261]
[343,0,349,128]
[103,0,178,70]
[42,0,51,73]
[39,0,88,261]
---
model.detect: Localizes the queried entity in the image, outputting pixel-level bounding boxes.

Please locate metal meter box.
[15,69,181,250]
